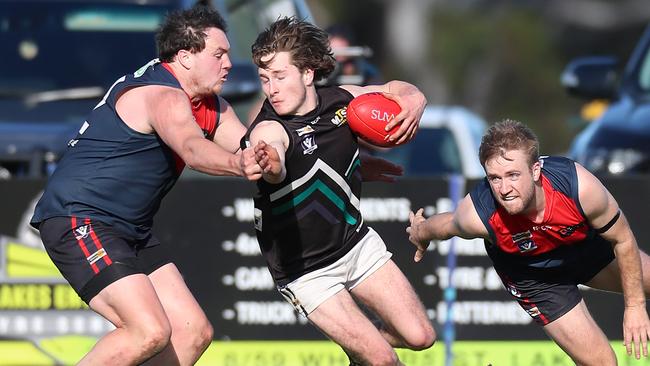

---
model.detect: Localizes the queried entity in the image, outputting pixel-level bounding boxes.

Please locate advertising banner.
[0,177,649,364]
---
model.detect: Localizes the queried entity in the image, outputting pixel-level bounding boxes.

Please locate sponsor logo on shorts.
[507,284,521,298]
[526,306,541,318]
[512,231,537,253]
[87,248,107,265]
[278,286,308,317]
[74,225,92,240]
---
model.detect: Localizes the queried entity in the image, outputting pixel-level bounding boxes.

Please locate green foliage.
[431,7,577,154]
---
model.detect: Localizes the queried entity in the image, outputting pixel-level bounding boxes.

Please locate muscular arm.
[577,163,650,357]
[407,194,489,262]
[146,86,244,176]
[249,120,289,184]
[342,80,426,145]
[212,96,247,153]
[577,163,644,307]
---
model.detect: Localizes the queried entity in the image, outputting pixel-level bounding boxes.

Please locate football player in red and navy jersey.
[30,6,264,366]
[407,119,650,365]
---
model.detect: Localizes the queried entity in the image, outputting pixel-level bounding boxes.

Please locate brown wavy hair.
[252,17,336,81]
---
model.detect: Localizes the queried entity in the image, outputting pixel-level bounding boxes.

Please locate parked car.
[374,106,487,178]
[561,24,650,175]
[1,0,190,178]
[0,0,262,179]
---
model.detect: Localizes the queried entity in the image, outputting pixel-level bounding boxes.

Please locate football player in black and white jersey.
[242,17,434,366]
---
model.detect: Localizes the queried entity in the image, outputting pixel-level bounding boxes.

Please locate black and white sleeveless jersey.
[242,86,369,285]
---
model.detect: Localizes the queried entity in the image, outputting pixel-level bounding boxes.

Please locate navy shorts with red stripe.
[489,235,615,326]
[38,217,172,304]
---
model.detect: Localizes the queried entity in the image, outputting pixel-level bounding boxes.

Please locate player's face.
[191,27,232,96]
[484,149,541,216]
[258,51,313,116]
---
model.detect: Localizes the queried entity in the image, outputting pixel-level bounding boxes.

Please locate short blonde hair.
[479,119,539,167]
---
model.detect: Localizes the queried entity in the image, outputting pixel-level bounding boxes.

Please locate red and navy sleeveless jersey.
[470,156,596,267]
[161,63,219,172]
[31,59,219,239]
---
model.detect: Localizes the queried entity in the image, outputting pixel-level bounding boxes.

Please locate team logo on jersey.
[301,135,318,155]
[74,224,92,240]
[558,222,584,238]
[330,107,347,126]
[296,126,315,137]
[512,230,537,253]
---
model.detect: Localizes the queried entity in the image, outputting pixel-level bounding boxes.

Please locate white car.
[375,105,487,178]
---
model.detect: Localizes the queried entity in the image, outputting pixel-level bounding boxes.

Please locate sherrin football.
[347,92,401,147]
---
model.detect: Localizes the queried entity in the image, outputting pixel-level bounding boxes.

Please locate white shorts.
[277,227,392,317]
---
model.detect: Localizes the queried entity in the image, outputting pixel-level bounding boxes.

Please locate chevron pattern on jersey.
[270,158,360,207]
[269,157,360,225]
[271,179,357,225]
[296,200,340,223]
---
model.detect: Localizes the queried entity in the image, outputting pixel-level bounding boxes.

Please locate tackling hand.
[406,208,430,262]
[240,146,262,181]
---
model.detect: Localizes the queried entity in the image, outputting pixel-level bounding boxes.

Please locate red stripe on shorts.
[84,218,113,266]
[522,297,549,325]
[71,216,99,274]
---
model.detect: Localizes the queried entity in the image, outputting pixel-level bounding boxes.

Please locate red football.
[347,92,401,147]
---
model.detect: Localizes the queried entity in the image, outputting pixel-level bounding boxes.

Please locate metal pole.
[444,174,465,366]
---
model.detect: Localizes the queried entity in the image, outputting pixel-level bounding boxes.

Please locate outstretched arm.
[212,96,247,153]
[342,81,426,145]
[406,194,488,262]
[147,87,246,177]
[577,163,650,359]
[212,96,263,181]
